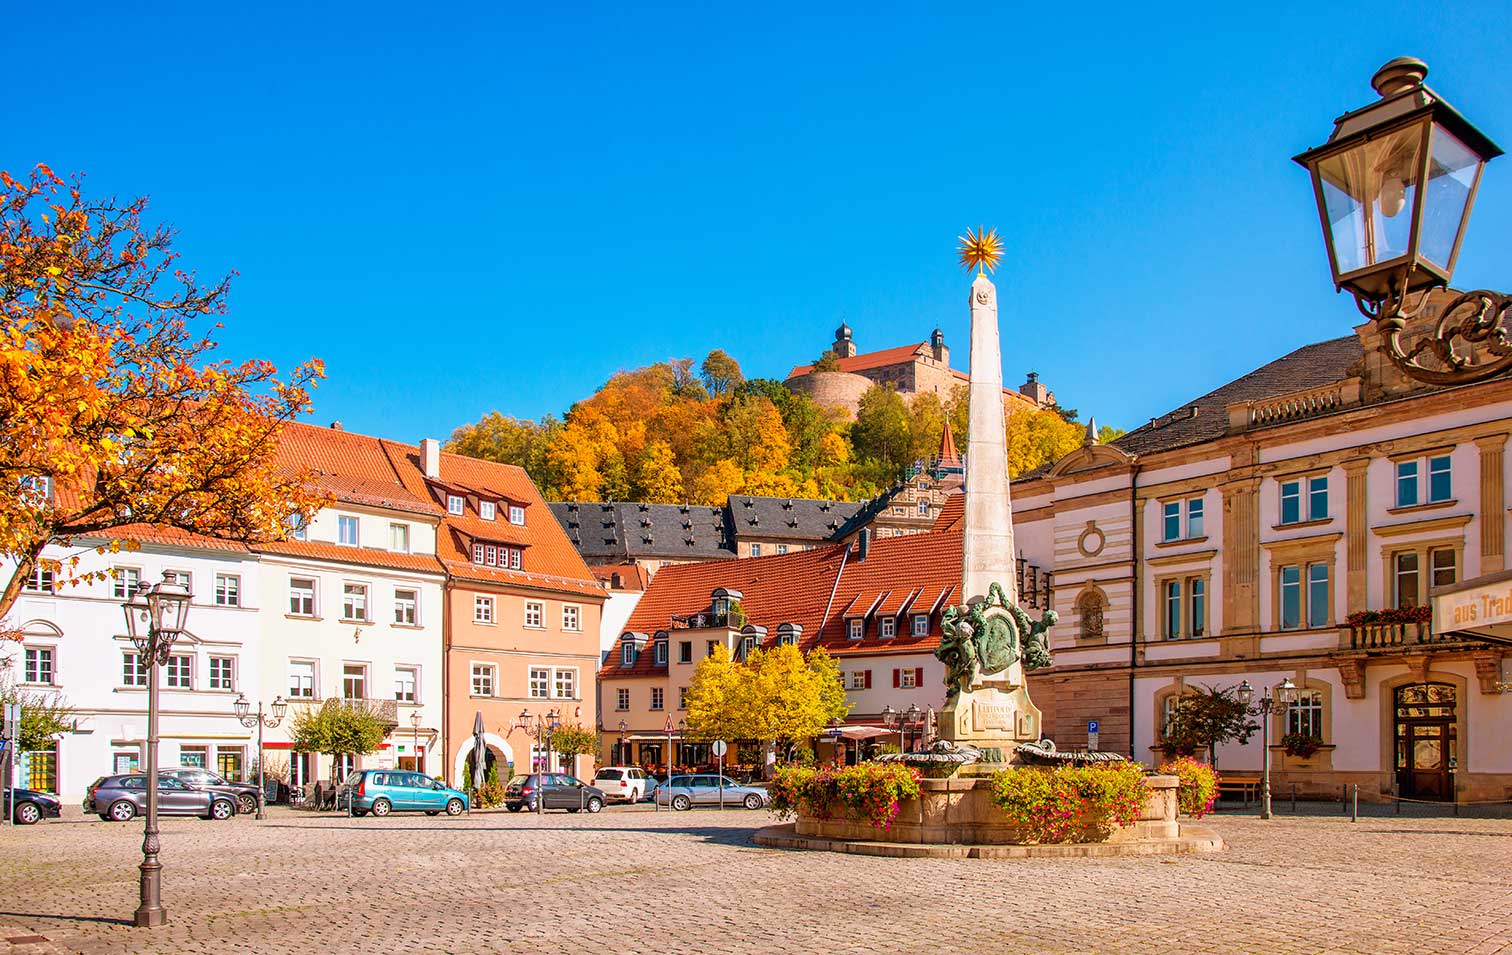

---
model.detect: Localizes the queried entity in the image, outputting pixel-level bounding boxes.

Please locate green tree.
[551,724,599,759]
[289,699,389,780]
[700,349,745,397]
[1098,424,1127,445]
[1,688,75,753]
[1162,684,1259,768]
[851,386,912,476]
[445,412,556,487]
[687,644,851,763]
[811,349,840,372]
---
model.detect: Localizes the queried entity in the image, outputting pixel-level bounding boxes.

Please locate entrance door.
[1394,683,1457,801]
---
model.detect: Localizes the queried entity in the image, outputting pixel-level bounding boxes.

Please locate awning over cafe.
[823,726,894,740]
[1432,570,1512,647]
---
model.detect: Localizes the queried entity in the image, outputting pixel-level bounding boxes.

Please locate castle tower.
[833,323,857,358]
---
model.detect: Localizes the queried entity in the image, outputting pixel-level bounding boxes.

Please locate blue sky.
[12,2,1512,441]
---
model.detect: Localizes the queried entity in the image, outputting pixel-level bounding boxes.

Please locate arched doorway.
[1394,683,1457,801]
[451,733,515,789]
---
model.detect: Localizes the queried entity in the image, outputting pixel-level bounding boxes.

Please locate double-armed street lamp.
[121,577,192,929]
[516,707,561,817]
[880,703,925,755]
[233,694,287,820]
[617,719,628,764]
[1294,57,1505,384]
[1236,679,1300,821]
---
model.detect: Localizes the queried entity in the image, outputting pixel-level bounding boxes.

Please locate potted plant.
[1281,732,1323,759]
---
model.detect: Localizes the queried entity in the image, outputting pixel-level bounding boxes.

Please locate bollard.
[1291,783,1297,814]
[1351,783,1358,823]
[1341,783,1348,813]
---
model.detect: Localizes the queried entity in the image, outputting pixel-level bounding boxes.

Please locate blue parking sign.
[1087,720,1099,734]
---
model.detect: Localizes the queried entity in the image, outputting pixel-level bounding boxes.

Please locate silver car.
[84,773,237,822]
[655,774,768,810]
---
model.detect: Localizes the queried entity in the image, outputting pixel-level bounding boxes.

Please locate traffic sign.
[711,740,728,757]
[1087,720,1099,734]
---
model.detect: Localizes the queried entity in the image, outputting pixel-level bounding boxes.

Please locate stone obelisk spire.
[961,271,1016,608]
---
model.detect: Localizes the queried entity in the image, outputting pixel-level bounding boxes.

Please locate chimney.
[857,527,871,562]
[329,421,343,431]
[420,438,440,479]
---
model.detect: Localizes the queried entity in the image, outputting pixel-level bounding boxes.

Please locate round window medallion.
[1077,521,1106,558]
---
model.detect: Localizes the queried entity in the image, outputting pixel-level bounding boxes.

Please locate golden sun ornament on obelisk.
[956,225,1004,276]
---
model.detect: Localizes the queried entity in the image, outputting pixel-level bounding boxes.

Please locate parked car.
[504,773,605,813]
[593,766,652,803]
[84,774,237,821]
[5,787,62,825]
[339,770,468,818]
[655,774,768,811]
[161,767,262,816]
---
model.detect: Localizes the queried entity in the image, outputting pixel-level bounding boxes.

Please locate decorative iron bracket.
[1353,272,1512,385]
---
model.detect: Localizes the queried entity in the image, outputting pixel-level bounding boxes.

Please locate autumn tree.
[851,385,912,476]
[684,644,744,744]
[685,643,850,765]
[445,412,558,488]
[699,349,744,397]
[1003,403,1084,477]
[0,686,75,752]
[634,439,684,502]
[0,165,325,620]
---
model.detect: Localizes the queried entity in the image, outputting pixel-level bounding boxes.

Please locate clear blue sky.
[12,2,1512,441]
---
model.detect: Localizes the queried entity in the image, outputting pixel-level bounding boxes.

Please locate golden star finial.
[956,225,1003,276]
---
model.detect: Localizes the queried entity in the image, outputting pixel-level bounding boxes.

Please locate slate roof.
[550,502,736,562]
[1112,335,1363,457]
[725,495,866,541]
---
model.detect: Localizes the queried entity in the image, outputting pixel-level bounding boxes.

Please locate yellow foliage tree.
[0,165,325,619]
[634,439,684,503]
[687,458,744,504]
[686,643,851,751]
[684,643,744,743]
[1003,404,1084,477]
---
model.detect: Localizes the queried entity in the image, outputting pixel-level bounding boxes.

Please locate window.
[288,661,315,698]
[529,667,550,699]
[179,745,208,769]
[562,605,581,631]
[1394,552,1420,608]
[447,495,465,515]
[114,751,141,774]
[214,574,240,607]
[912,615,929,637]
[1396,461,1419,508]
[751,543,762,557]
[509,506,525,526]
[654,641,667,665]
[622,642,637,666]
[471,664,495,697]
[342,664,367,700]
[289,578,316,616]
[112,566,141,599]
[474,595,495,623]
[880,617,896,639]
[1430,547,1457,588]
[389,523,410,553]
[23,565,55,592]
[1164,580,1182,638]
[338,515,359,546]
[1428,454,1452,503]
[1307,564,1329,628]
[741,634,757,658]
[394,589,418,625]
[616,688,630,710]
[394,667,418,703]
[19,474,51,505]
[554,668,576,699]
[776,544,788,555]
[289,752,313,789]
[678,641,692,664]
[1161,695,1181,738]
[651,687,665,710]
[846,671,868,690]
[23,646,54,684]
[479,501,496,521]
[288,514,308,541]
[1162,502,1180,542]
[1279,565,1301,629]
[1288,689,1325,739]
[1186,579,1204,637]
[1187,498,1204,539]
[706,641,717,658]
[1308,477,1329,521]
[209,657,235,691]
[342,583,369,621]
[679,686,688,709]
[1280,476,1329,524]
[166,655,193,689]
[524,601,543,628]
[847,619,863,641]
[898,668,918,689]
[163,570,191,592]
[216,748,244,782]
[123,653,148,687]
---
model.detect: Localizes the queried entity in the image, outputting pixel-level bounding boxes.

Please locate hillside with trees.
[446,350,1120,504]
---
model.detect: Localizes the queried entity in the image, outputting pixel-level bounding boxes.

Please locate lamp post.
[1236,679,1299,820]
[617,719,627,765]
[880,703,925,754]
[516,708,561,817]
[410,709,423,775]
[1294,57,1506,384]
[120,577,192,929]
[233,694,287,821]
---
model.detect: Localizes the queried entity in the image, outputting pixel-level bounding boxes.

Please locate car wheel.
[671,794,691,812]
[586,797,603,814]
[425,810,440,816]
[507,804,522,813]
[15,802,42,825]
[209,799,235,821]
[352,810,368,817]
[109,800,137,822]
[446,799,464,816]
[371,798,392,817]
[743,793,763,810]
[236,794,257,816]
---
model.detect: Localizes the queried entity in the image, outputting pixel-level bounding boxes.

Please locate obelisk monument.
[937,229,1049,759]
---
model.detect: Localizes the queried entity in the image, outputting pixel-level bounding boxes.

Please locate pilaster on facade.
[1475,434,1507,574]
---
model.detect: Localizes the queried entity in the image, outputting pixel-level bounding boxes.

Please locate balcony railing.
[670,611,733,630]
[1227,379,1362,433]
[1348,621,1452,650]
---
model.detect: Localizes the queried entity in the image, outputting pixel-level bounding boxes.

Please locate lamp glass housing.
[146,579,193,638]
[122,593,153,655]
[273,697,289,720]
[234,694,250,719]
[1235,680,1255,708]
[1277,679,1300,706]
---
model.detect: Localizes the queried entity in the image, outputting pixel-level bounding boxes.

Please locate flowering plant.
[989,761,1148,843]
[1345,606,1431,627]
[1280,733,1323,758]
[1158,757,1219,817]
[767,762,921,830]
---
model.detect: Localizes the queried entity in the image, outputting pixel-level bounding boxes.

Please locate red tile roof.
[276,422,441,515]
[591,564,650,592]
[931,492,964,533]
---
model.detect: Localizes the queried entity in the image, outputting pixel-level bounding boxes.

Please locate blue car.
[340,770,469,818]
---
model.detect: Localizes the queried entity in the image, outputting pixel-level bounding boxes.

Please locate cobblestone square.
[2,806,1510,955]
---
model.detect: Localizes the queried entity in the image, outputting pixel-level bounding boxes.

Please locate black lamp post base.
[135,862,167,927]
[134,906,168,928]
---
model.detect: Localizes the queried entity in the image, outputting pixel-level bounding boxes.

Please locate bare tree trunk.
[0,547,42,623]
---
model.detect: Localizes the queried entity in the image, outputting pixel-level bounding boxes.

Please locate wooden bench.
[1218,774,1262,806]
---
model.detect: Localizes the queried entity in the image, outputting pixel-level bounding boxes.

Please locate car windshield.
[595,769,623,780]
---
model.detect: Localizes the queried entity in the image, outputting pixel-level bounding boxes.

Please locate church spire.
[938,418,961,466]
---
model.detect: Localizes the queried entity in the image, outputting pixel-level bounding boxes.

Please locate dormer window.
[621,643,636,666]
[880,617,896,639]
[654,640,667,666]
[912,614,929,637]
[742,634,757,658]
[847,619,863,641]
[777,623,802,647]
[480,501,496,521]
[509,505,526,525]
[473,542,523,569]
[447,495,465,516]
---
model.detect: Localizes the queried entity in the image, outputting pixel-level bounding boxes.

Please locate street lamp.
[120,576,192,929]
[617,719,627,765]
[1236,679,1300,820]
[880,703,925,754]
[1294,57,1507,384]
[232,694,287,820]
[516,708,561,817]
[410,709,423,775]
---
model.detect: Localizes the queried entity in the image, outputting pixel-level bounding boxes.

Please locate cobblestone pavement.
[2,805,1511,955]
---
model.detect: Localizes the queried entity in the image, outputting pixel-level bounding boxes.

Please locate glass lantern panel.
[1317,124,1423,274]
[1419,125,1482,270]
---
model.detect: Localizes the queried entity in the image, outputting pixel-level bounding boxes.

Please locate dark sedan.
[5,787,62,825]
[84,774,236,822]
[504,773,605,813]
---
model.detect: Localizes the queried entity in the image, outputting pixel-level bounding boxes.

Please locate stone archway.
[452,733,515,787]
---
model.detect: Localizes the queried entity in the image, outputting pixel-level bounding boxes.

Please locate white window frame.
[650,687,665,711]
[616,687,630,711]
[524,601,544,629]
[529,667,550,699]
[342,663,368,700]
[289,577,317,617]
[165,654,193,690]
[1396,461,1420,508]
[1428,454,1453,503]
[553,668,577,700]
[288,659,316,698]
[112,566,142,599]
[750,543,762,557]
[847,619,863,641]
[394,666,419,703]
[509,505,525,525]
[338,515,360,547]
[562,604,581,632]
[389,523,410,553]
[123,652,148,688]
[208,656,236,691]
[846,671,866,690]
[899,669,918,689]
[1186,497,1204,539]
[480,501,496,521]
[471,664,496,698]
[23,645,56,685]
[341,582,370,622]
[474,595,496,624]
[880,617,896,639]
[447,495,465,516]
[214,573,241,607]
[394,588,418,626]
[912,614,929,637]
